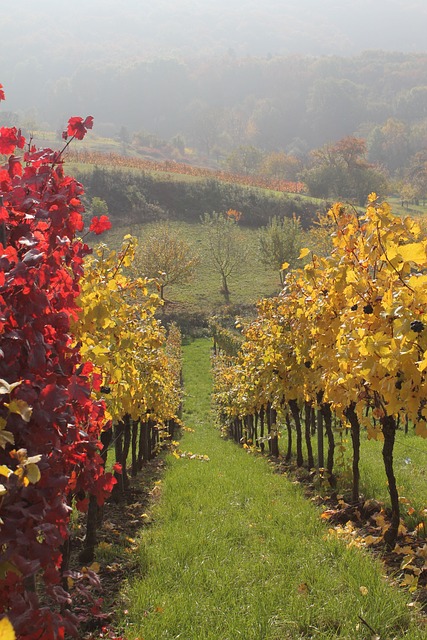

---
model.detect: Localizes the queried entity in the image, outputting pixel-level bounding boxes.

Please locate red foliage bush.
[0,100,113,639]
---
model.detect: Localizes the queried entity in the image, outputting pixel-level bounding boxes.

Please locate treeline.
[76,166,320,228]
[3,51,427,176]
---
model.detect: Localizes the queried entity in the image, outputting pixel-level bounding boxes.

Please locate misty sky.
[2,0,427,63]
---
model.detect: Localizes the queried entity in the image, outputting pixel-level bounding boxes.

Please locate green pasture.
[116,339,425,640]
[104,220,283,314]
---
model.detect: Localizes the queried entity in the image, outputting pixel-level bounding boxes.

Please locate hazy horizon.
[2,0,427,64]
[1,0,427,166]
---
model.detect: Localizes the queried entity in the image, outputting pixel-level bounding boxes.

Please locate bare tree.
[134,222,199,300]
[201,211,247,301]
[258,215,303,285]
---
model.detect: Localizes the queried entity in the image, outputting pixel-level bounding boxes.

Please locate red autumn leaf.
[65,115,94,141]
[91,371,102,392]
[8,155,22,177]
[0,83,5,101]
[75,496,89,512]
[113,462,122,474]
[0,206,8,222]
[0,126,25,155]
[80,361,94,376]
[89,215,112,235]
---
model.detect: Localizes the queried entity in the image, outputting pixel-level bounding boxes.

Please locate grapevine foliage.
[213,194,427,550]
[0,86,114,638]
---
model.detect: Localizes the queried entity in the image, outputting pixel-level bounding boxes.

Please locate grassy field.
[358,434,427,515]
[387,196,427,219]
[270,414,427,527]
[117,339,425,640]
[104,220,282,314]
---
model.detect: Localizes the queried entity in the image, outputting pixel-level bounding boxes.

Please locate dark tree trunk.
[112,421,125,500]
[311,404,316,436]
[122,414,131,490]
[381,414,400,550]
[289,399,303,467]
[78,493,98,564]
[321,401,336,487]
[316,392,325,471]
[285,411,292,462]
[344,402,360,504]
[254,412,259,447]
[221,274,230,302]
[96,428,113,527]
[259,406,265,453]
[304,401,314,469]
[150,421,158,456]
[138,420,145,470]
[78,424,112,566]
[243,415,248,444]
[247,414,254,444]
[141,420,151,462]
[269,406,279,457]
[131,419,139,477]
[266,402,279,458]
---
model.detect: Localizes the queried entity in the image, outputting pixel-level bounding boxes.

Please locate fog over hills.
[2,0,427,65]
[1,0,427,161]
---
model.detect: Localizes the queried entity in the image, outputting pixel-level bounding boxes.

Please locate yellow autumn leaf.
[281,261,289,271]
[400,555,415,570]
[0,561,21,580]
[359,586,368,596]
[0,380,22,395]
[0,616,15,640]
[89,562,101,573]
[397,242,427,265]
[6,399,32,423]
[394,545,414,555]
[401,573,418,588]
[298,247,310,259]
[25,463,41,485]
[363,535,382,546]
[415,421,427,438]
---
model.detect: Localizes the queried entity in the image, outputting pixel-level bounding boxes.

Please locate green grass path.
[122,338,424,639]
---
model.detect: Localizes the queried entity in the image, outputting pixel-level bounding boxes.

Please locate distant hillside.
[73,164,320,229]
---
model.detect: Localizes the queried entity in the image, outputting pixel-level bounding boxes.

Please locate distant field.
[105,220,281,315]
[387,195,427,219]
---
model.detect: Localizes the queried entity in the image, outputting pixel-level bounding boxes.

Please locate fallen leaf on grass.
[393,545,414,555]
[320,510,335,520]
[97,541,112,551]
[363,535,382,546]
[297,582,309,595]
